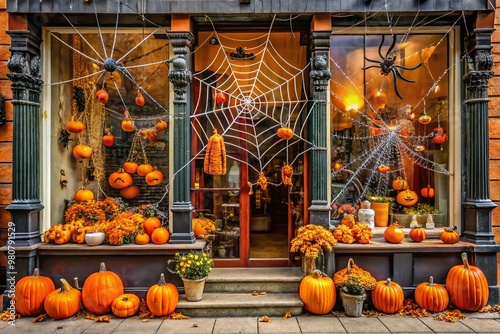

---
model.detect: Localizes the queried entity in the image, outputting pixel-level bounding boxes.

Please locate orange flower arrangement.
[65,201,106,226]
[290,224,337,259]
[96,212,145,246]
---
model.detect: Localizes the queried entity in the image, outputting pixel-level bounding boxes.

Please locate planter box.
[390,213,446,228]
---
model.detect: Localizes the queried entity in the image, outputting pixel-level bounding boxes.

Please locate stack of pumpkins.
[14,262,179,320]
[299,252,489,315]
[134,216,170,245]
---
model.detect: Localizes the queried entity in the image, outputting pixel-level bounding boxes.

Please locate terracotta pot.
[371,202,390,227]
[182,277,207,302]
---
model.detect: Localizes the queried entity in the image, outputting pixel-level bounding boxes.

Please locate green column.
[167,32,196,244]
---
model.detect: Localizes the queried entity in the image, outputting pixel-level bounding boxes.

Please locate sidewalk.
[1,311,500,334]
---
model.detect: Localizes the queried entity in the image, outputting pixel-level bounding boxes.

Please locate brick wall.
[0,0,11,293]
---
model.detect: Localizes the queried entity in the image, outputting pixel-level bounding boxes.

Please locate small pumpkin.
[371,278,404,314]
[418,113,432,125]
[54,228,72,245]
[108,168,133,189]
[121,117,136,132]
[71,227,89,244]
[332,161,343,171]
[414,276,449,313]
[111,293,140,318]
[146,273,179,317]
[135,232,150,245]
[384,223,405,244]
[120,185,140,199]
[277,126,294,140]
[396,188,418,206]
[44,278,82,320]
[82,262,124,315]
[137,163,154,177]
[15,268,56,316]
[74,188,94,202]
[102,129,116,147]
[151,227,170,244]
[192,217,216,237]
[214,91,227,104]
[135,92,145,107]
[431,127,448,144]
[145,169,164,186]
[299,270,336,315]
[66,120,85,133]
[446,252,488,311]
[409,226,427,242]
[377,165,390,173]
[392,177,408,191]
[72,144,92,159]
[123,161,139,174]
[95,89,109,103]
[421,185,435,198]
[440,226,459,244]
[144,217,161,236]
[156,119,168,131]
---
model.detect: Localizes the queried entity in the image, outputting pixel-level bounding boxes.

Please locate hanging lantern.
[418,113,432,125]
[377,165,390,173]
[135,92,145,107]
[333,161,344,171]
[431,127,448,144]
[415,145,426,152]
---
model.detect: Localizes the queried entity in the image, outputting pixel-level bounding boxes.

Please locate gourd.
[120,185,140,199]
[144,217,161,236]
[371,278,404,314]
[414,276,449,313]
[392,177,408,191]
[192,217,216,237]
[409,226,427,242]
[445,252,488,311]
[384,223,405,244]
[111,293,140,318]
[15,268,56,316]
[82,262,124,315]
[396,188,418,206]
[440,226,459,244]
[299,270,336,315]
[277,126,294,140]
[145,169,164,186]
[54,227,72,245]
[146,273,179,317]
[71,227,90,244]
[66,120,85,133]
[74,188,94,202]
[72,144,92,159]
[151,227,170,244]
[108,168,133,189]
[137,163,154,177]
[44,278,82,320]
[135,232,150,245]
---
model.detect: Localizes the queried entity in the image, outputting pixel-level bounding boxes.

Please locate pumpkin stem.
[158,273,166,286]
[33,268,40,278]
[385,278,392,286]
[311,270,327,279]
[461,252,470,270]
[99,262,107,272]
[59,278,73,293]
[74,277,80,289]
[429,276,434,286]
[122,296,129,302]
[347,258,355,274]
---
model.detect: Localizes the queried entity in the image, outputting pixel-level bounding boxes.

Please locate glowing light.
[434,84,439,94]
[346,104,358,112]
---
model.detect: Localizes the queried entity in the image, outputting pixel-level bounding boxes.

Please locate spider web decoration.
[191,18,313,186]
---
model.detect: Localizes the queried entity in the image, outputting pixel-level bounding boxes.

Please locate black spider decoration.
[362,35,422,99]
[58,128,72,149]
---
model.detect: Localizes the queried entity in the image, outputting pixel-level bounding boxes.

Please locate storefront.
[2,0,499,307]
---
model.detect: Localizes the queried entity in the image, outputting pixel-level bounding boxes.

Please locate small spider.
[362,35,422,99]
[58,128,73,149]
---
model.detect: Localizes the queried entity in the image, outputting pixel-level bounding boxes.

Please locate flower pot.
[85,232,105,246]
[340,289,366,317]
[182,277,207,302]
[371,202,390,227]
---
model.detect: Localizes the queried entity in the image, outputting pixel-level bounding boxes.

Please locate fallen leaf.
[260,315,271,322]
[33,313,49,323]
[169,312,191,320]
[251,291,259,296]
[259,291,267,295]
[282,312,291,319]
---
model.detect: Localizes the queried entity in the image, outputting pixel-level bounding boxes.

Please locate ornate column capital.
[310,31,331,92]
[166,32,194,100]
[7,52,43,94]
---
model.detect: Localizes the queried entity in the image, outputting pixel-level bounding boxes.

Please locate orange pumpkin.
[120,185,140,199]
[214,91,227,104]
[15,268,56,316]
[151,227,170,244]
[156,119,168,131]
[135,92,145,107]
[192,217,216,237]
[111,293,140,318]
[135,232,150,245]
[277,126,294,140]
[66,120,85,133]
[384,223,405,244]
[409,226,427,242]
[377,165,390,173]
[137,163,154,177]
[371,278,404,314]
[446,252,488,311]
[414,276,449,313]
[95,89,109,103]
[144,217,161,236]
[121,118,136,132]
[44,278,82,320]
[102,131,116,147]
[123,161,139,174]
[74,188,94,202]
[396,188,418,206]
[146,273,179,317]
[392,177,408,191]
[145,170,163,186]
[299,270,336,315]
[82,262,124,315]
[421,185,435,198]
[440,226,459,244]
[108,168,133,189]
[72,144,92,159]
[418,113,432,125]
[332,161,343,171]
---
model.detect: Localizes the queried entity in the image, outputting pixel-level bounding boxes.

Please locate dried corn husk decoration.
[204,129,226,175]
[257,172,268,190]
[333,258,376,290]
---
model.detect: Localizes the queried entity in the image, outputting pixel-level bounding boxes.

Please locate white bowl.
[85,232,105,246]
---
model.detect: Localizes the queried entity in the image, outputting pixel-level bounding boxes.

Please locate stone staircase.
[176,267,305,317]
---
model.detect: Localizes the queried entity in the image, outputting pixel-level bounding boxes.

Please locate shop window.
[329,31,458,229]
[42,28,171,230]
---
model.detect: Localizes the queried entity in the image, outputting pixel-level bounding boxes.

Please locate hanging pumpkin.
[82,262,124,315]
[145,169,164,186]
[192,216,216,237]
[277,126,294,140]
[120,185,140,199]
[66,120,85,133]
[72,144,92,159]
[15,268,56,316]
[121,117,136,132]
[396,188,418,206]
[377,165,390,173]
[137,163,154,177]
[420,185,435,198]
[135,92,145,106]
[123,161,139,174]
[156,119,168,131]
[299,270,336,315]
[135,232,150,245]
[151,227,170,244]
[409,226,427,242]
[144,217,161,236]
[44,278,82,320]
[108,168,133,189]
[431,127,448,144]
[384,223,405,244]
[371,278,404,314]
[74,187,94,202]
[446,252,488,311]
[418,113,432,125]
[95,89,109,103]
[414,276,449,313]
[204,129,226,175]
[392,177,408,191]
[102,129,116,147]
[214,91,227,104]
[440,226,459,244]
[146,273,179,317]
[111,293,140,318]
